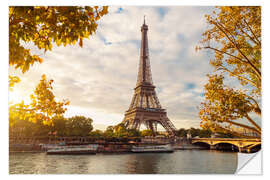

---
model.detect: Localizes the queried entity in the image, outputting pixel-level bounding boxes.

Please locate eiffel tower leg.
[131,119,137,129]
[137,121,141,131]
[149,121,154,131]
[153,122,158,134]
[149,121,157,136]
[134,119,140,130]
[128,119,134,129]
[159,118,176,137]
[145,121,150,131]
[123,119,129,128]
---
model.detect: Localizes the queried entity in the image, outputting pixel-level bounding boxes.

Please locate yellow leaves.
[29,117,37,123]
[9,6,109,74]
[56,38,61,46]
[199,72,260,136]
[33,55,43,63]
[9,75,70,127]
[9,7,14,15]
[95,15,100,21]
[100,6,109,16]
[41,74,46,80]
[9,75,21,91]
[200,7,261,92]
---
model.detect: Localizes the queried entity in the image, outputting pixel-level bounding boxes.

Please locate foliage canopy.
[9,6,108,74]
[198,6,261,137]
[9,75,69,126]
[9,6,108,126]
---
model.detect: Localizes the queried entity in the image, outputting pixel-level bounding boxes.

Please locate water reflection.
[9,150,237,174]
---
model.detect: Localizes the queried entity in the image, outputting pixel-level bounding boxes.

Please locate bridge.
[192,138,261,153]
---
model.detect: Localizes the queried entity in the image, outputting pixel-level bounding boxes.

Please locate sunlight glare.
[8,91,31,104]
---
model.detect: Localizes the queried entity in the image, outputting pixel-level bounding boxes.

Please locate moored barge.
[131,144,174,153]
[46,144,98,155]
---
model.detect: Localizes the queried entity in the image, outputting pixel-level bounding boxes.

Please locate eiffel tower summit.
[122,18,177,136]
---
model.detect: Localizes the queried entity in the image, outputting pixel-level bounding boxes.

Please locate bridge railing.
[192,138,261,142]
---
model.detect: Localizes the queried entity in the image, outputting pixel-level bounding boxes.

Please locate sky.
[9,6,219,130]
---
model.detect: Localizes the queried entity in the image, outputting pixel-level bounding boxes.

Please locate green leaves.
[66,116,93,136]
[9,115,94,138]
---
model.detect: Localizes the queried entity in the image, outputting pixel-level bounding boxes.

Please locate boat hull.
[131,144,174,153]
[46,144,98,155]
[47,150,96,155]
[131,150,174,153]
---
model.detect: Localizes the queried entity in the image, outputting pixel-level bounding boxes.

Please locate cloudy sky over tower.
[9,6,216,130]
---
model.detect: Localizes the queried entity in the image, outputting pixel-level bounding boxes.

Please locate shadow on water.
[9,150,238,174]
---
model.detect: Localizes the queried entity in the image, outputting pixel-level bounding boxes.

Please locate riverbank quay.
[10,142,177,153]
[9,136,197,153]
[173,144,208,150]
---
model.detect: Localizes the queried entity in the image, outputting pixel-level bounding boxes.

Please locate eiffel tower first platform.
[122,19,177,136]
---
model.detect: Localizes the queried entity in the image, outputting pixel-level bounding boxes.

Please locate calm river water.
[9,150,237,174]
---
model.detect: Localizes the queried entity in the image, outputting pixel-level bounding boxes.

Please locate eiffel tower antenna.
[144,15,146,24]
[122,19,177,136]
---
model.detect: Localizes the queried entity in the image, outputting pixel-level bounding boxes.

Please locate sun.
[8,90,31,104]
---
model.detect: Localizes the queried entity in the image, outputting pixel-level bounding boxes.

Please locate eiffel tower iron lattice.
[122,19,177,136]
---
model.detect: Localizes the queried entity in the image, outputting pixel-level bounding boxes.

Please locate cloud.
[10,6,218,130]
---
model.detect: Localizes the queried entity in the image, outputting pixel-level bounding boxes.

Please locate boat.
[131,144,174,153]
[46,144,98,155]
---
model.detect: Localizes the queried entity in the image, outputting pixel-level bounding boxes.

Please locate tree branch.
[245,95,261,116]
[204,46,246,63]
[243,18,261,46]
[211,20,261,80]
[245,113,261,132]
[224,119,261,135]
[226,11,261,47]
[214,123,259,138]
[219,65,258,88]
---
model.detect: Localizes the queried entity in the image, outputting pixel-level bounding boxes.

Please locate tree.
[9,6,108,75]
[140,129,154,137]
[127,129,141,137]
[9,75,20,91]
[177,128,187,137]
[89,129,104,138]
[189,128,200,138]
[103,126,114,138]
[197,7,261,137]
[66,116,93,136]
[113,123,128,138]
[9,6,109,125]
[9,75,69,126]
[198,129,212,138]
[9,115,51,138]
[50,116,67,136]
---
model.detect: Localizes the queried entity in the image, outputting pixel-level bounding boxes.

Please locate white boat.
[46,144,98,155]
[131,144,174,153]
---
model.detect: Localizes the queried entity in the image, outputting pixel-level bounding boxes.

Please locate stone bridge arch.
[191,138,261,152]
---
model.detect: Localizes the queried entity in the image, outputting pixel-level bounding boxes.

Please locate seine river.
[9,150,237,174]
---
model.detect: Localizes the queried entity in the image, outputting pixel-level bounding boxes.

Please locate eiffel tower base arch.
[122,108,177,136]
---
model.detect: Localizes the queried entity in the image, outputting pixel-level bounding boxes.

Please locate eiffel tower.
[122,18,177,136]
